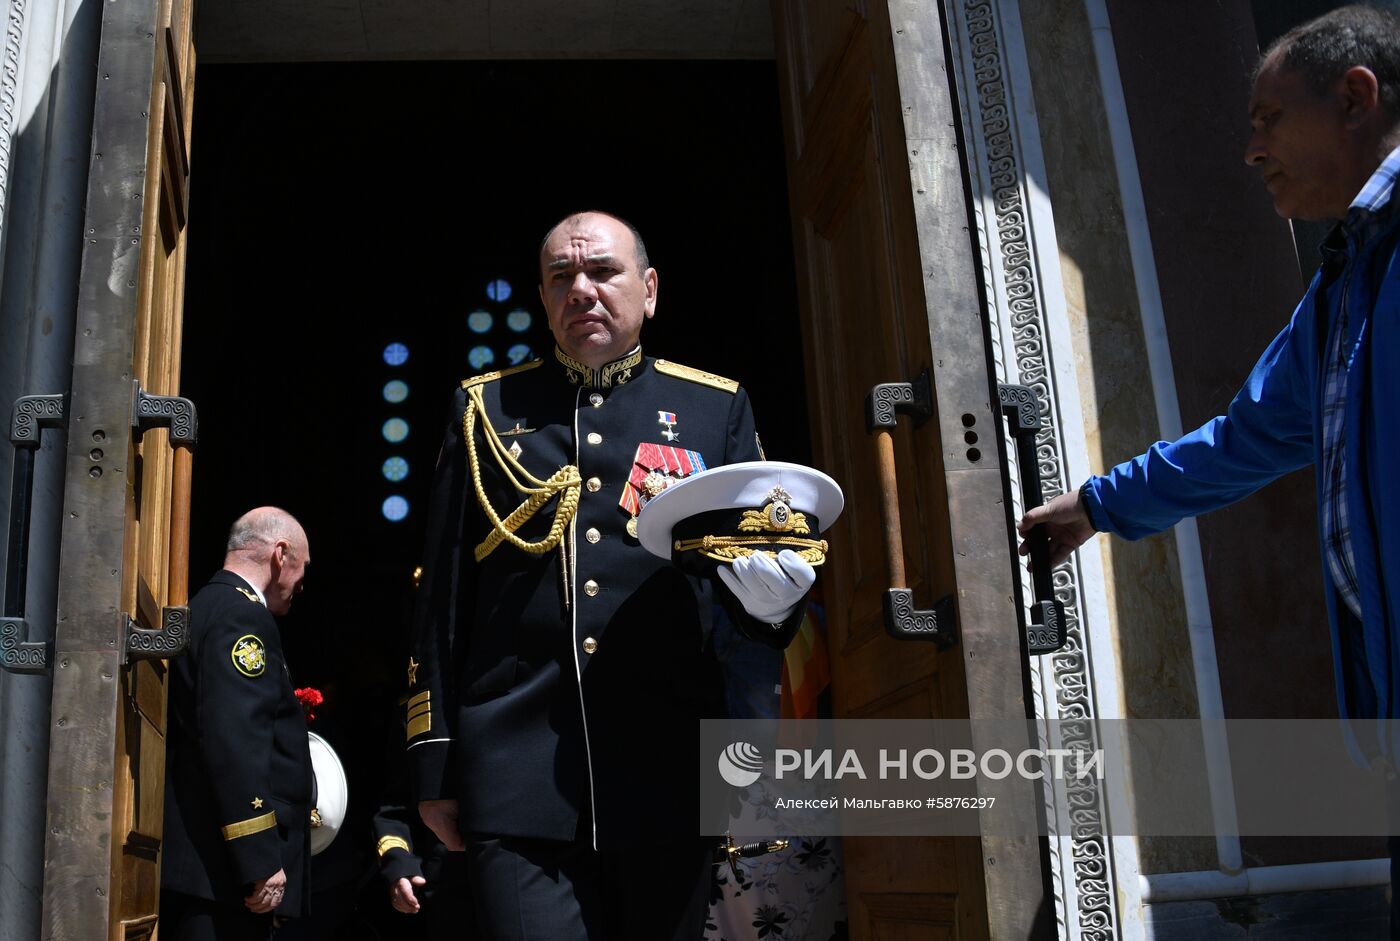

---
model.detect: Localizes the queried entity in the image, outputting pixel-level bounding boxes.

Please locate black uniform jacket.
[407,349,803,850]
[162,570,314,916]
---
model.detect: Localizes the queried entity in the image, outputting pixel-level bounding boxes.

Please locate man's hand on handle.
[244,868,287,914]
[418,799,466,852]
[1018,488,1096,567]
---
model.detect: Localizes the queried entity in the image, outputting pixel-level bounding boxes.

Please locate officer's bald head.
[225,507,310,615]
[226,507,308,564]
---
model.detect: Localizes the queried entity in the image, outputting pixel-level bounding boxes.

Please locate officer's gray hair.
[226,507,304,559]
[1261,5,1400,119]
[538,210,650,272]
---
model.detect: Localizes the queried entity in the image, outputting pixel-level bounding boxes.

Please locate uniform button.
[587,432,602,446]
[586,477,601,492]
[583,579,600,597]
[589,393,603,407]
[585,528,601,544]
[582,637,598,654]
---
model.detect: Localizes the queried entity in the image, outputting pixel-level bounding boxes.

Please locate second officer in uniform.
[407,211,814,940]
[161,507,314,940]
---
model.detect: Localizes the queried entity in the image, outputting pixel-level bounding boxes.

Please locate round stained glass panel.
[382,495,409,522]
[507,309,533,333]
[382,456,409,482]
[382,418,409,443]
[383,342,409,366]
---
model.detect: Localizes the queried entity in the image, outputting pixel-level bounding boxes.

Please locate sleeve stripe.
[377,835,412,858]
[407,713,432,740]
[406,736,451,751]
[221,811,277,841]
[406,703,431,722]
[407,690,430,709]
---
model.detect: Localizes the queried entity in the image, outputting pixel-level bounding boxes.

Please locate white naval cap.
[636,460,844,566]
[308,731,348,856]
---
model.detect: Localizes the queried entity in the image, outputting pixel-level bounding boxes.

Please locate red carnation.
[294,687,324,722]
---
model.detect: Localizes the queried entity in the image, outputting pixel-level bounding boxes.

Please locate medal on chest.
[619,442,708,537]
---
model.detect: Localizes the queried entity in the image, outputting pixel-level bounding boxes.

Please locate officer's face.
[267,536,309,616]
[538,213,657,368]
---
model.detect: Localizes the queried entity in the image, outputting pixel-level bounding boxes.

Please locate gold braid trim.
[222,811,277,841]
[377,835,412,857]
[464,383,581,562]
[672,535,828,567]
[738,509,811,535]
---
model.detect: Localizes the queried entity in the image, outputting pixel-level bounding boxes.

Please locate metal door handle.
[2,394,66,674]
[864,369,957,647]
[998,384,1066,655]
[122,380,197,663]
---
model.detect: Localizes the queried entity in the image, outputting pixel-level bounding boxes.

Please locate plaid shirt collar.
[1351,143,1400,216]
[1321,144,1400,271]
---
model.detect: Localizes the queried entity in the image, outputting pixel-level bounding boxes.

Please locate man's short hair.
[538,211,650,272]
[226,507,303,557]
[1261,4,1400,118]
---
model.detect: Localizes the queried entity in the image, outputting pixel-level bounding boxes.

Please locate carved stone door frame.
[942,1,1143,938]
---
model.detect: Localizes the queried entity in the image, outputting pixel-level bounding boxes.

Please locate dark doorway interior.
[181,58,807,928]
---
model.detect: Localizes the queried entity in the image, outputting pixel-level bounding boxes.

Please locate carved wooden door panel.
[771,1,1050,938]
[42,0,196,938]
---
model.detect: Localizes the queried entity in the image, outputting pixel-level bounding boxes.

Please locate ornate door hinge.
[122,606,190,664]
[132,381,198,447]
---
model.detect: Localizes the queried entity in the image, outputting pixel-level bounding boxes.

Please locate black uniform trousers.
[420,851,474,941]
[160,891,273,941]
[466,824,711,941]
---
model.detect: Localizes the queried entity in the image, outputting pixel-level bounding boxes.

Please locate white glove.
[716,549,815,624]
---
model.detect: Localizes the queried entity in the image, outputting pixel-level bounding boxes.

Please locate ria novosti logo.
[717,742,764,787]
[718,740,1105,786]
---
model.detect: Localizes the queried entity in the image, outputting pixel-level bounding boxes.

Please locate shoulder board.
[461,360,542,390]
[653,360,739,394]
[232,586,263,606]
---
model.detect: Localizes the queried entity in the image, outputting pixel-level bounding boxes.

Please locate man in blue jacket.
[1022,1,1400,925]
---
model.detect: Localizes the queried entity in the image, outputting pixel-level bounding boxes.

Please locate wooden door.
[42,0,196,937]
[771,2,1050,938]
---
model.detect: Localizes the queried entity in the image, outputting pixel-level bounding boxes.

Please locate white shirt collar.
[229,570,268,607]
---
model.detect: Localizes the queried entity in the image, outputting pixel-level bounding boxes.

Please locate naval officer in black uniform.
[162,507,314,940]
[406,212,814,940]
